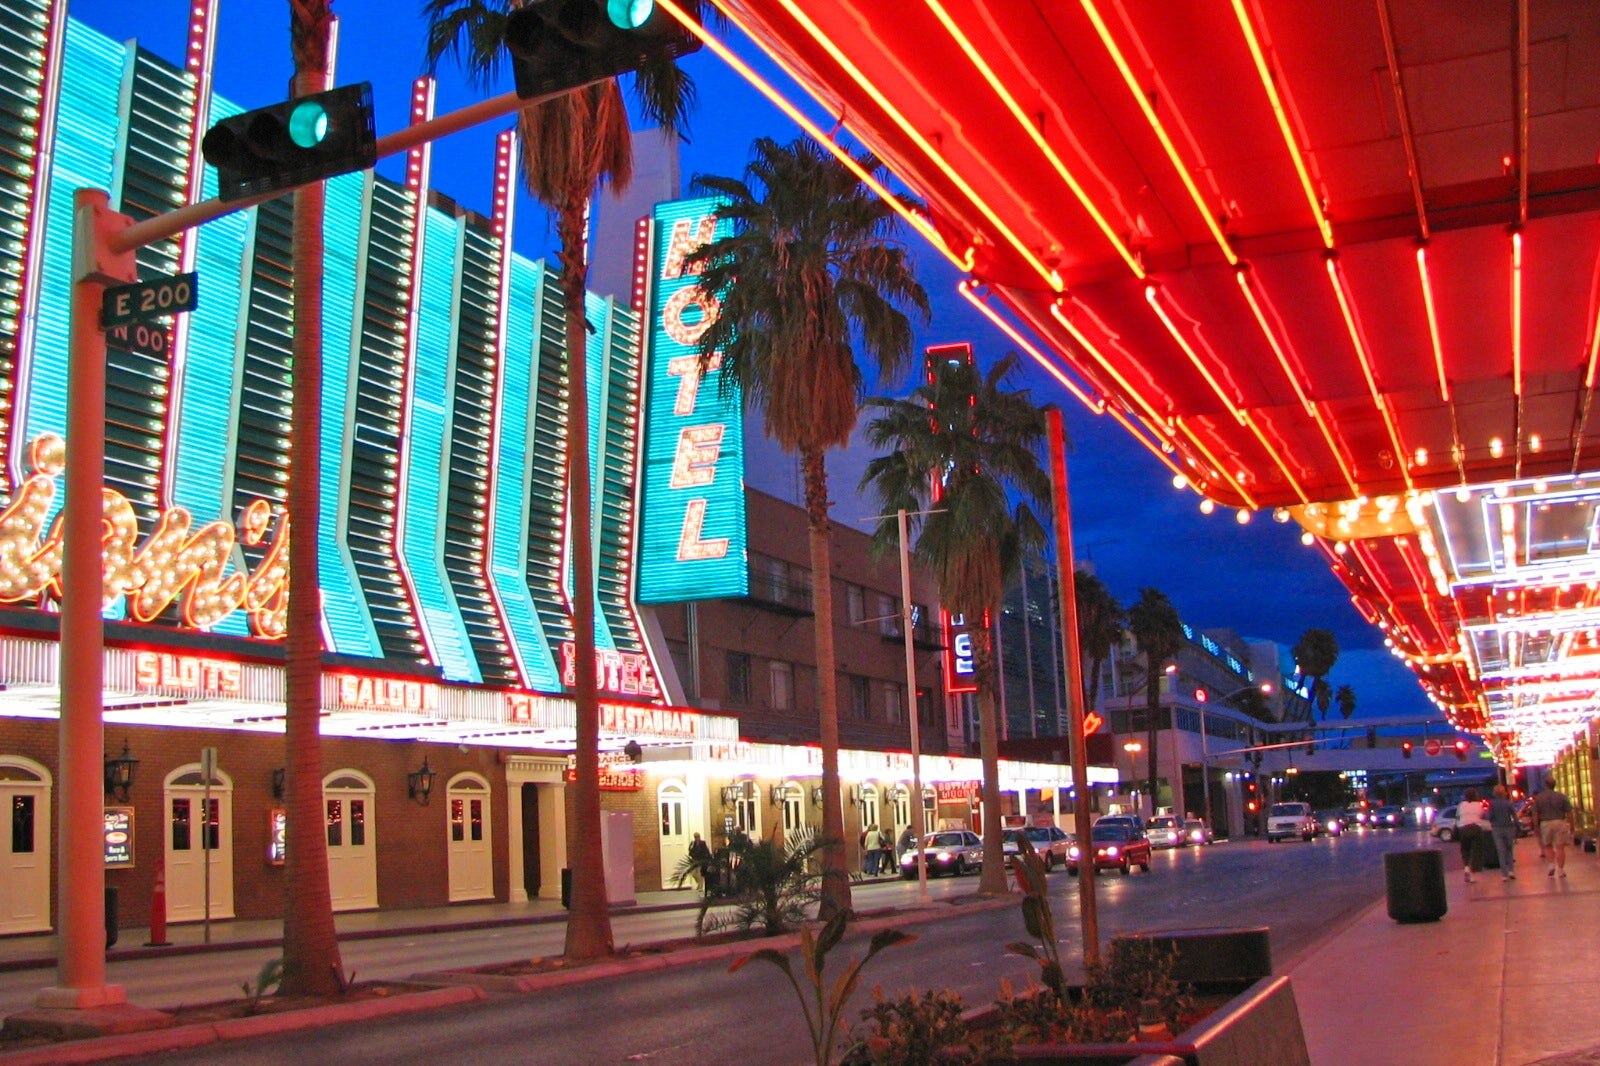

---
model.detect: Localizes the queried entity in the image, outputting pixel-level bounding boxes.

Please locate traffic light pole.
[46,82,553,1015]
[1046,409,1099,968]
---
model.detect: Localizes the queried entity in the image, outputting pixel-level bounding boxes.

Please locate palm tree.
[1334,684,1356,720]
[1291,628,1340,721]
[1074,570,1124,714]
[1126,589,1183,812]
[859,351,1050,895]
[689,136,929,915]
[424,0,700,960]
[280,0,344,997]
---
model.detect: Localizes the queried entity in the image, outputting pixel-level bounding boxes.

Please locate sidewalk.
[1291,835,1600,1066]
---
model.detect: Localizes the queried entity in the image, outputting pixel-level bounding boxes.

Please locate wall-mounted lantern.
[407,757,436,805]
[103,742,139,803]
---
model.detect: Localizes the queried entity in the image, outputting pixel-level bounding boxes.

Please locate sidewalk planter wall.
[1111,928,1272,990]
[968,975,1310,1066]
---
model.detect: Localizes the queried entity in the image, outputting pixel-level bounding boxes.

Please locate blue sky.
[67,0,1438,722]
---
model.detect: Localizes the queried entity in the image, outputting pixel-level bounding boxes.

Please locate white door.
[657,781,688,889]
[447,774,493,901]
[164,767,234,922]
[325,771,378,911]
[781,782,805,837]
[0,759,50,933]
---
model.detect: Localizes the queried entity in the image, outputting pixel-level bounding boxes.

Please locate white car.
[1147,815,1184,849]
[1002,825,1074,870]
[1266,801,1317,842]
[1432,805,1460,842]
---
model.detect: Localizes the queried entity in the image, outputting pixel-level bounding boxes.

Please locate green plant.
[850,986,973,1065]
[1003,836,1067,1004]
[731,909,914,1066]
[676,826,837,937]
[240,957,283,1014]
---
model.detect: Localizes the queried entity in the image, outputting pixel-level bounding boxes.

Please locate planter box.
[969,975,1309,1066]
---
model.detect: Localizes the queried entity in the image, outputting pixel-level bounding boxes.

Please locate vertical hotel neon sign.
[929,344,980,695]
[636,198,747,603]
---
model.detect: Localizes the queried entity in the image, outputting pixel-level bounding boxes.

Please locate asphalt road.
[117,827,1420,1065]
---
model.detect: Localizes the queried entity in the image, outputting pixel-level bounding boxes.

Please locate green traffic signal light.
[287,100,330,150]
[606,0,654,29]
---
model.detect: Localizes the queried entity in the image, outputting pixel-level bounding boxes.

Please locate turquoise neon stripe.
[488,256,560,689]
[402,209,480,683]
[26,23,124,457]
[170,97,250,636]
[578,290,616,654]
[315,170,382,656]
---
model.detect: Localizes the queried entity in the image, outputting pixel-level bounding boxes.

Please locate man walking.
[1487,784,1519,880]
[1532,774,1575,878]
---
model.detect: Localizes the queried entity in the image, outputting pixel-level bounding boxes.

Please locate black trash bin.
[104,885,118,949]
[560,867,572,910]
[1385,848,1447,923]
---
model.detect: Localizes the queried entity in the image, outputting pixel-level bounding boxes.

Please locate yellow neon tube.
[1174,416,1259,509]
[1415,246,1450,403]
[1325,256,1414,491]
[1079,0,1236,266]
[957,281,1098,410]
[924,0,1146,279]
[770,0,1062,290]
[666,0,967,271]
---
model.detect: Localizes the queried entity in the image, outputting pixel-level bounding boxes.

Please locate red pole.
[145,855,168,948]
[1047,408,1099,968]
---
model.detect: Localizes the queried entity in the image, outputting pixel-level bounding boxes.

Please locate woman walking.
[1457,787,1489,883]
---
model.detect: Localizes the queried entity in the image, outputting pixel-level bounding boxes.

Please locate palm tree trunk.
[1087,654,1103,711]
[800,446,850,918]
[1145,668,1161,814]
[558,192,612,961]
[973,626,1007,894]
[281,0,342,997]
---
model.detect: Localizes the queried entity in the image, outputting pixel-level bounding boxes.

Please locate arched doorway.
[446,772,493,902]
[0,756,50,933]
[779,781,806,838]
[324,770,378,911]
[657,779,689,889]
[164,764,233,922]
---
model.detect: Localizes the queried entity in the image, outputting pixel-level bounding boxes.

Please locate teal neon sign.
[636,197,747,604]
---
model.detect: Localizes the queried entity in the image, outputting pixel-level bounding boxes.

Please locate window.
[350,799,366,846]
[451,799,465,842]
[10,795,32,854]
[726,652,751,706]
[470,799,484,842]
[171,798,191,851]
[917,687,935,727]
[734,795,759,836]
[846,584,866,625]
[770,661,794,711]
[850,675,870,720]
[874,592,897,636]
[327,799,343,847]
[884,683,903,725]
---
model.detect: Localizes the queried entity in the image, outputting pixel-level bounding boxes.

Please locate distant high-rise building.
[589,127,680,301]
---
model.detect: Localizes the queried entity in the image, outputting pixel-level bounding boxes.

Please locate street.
[101,828,1421,1065]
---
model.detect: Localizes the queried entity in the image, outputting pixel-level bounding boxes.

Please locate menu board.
[103,807,134,867]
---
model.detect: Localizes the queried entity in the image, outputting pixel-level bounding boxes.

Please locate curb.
[0,985,486,1066]
[413,895,1018,994]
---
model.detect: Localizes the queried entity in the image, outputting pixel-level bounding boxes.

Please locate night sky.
[69,0,1437,721]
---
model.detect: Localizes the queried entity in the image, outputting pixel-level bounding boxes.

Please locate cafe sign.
[564,753,643,792]
[103,807,134,867]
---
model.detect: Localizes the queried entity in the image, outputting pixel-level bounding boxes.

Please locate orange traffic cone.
[145,854,169,947]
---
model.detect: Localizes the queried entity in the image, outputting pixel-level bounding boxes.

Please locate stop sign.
[1423,738,1442,756]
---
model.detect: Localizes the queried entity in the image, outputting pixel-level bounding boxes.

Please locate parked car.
[1182,818,1215,845]
[1094,813,1147,834]
[1266,801,1317,842]
[1002,825,1074,870]
[1368,805,1404,829]
[1067,823,1153,876]
[900,830,983,878]
[1313,808,1345,836]
[1146,815,1184,849]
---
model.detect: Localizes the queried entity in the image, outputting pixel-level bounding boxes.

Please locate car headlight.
[935,851,951,862]
[1328,820,1340,831]
[1068,846,1080,858]
[1105,846,1119,857]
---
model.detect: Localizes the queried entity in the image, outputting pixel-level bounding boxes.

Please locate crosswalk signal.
[1401,741,1413,759]
[503,0,703,100]
[201,84,376,202]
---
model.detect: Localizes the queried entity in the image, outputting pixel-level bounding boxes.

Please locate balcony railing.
[745,571,813,616]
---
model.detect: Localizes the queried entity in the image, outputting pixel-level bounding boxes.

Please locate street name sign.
[100,271,197,329]
[105,322,170,359]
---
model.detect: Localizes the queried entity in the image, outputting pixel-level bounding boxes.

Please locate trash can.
[560,867,572,910]
[104,885,119,949]
[1385,848,1447,923]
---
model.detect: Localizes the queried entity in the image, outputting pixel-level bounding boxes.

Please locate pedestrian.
[877,825,896,875]
[1456,787,1489,883]
[898,823,916,856]
[687,831,713,895]
[1532,774,1575,877]
[1487,784,1518,880]
[861,824,879,876]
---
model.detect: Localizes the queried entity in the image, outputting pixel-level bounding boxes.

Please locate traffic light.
[1454,739,1468,762]
[1401,740,1413,759]
[504,0,703,101]
[202,84,376,202]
